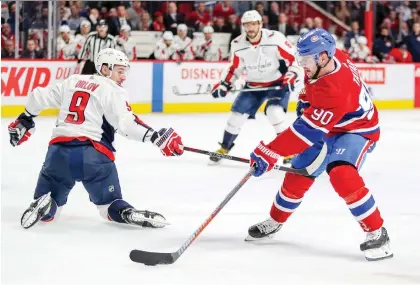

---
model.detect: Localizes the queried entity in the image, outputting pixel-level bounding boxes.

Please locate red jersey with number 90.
[268,49,379,157]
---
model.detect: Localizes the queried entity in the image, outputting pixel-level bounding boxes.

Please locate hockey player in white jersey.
[209,10,303,165]
[56,25,76,60]
[154,31,177,60]
[195,26,222,62]
[8,48,184,230]
[172,24,195,61]
[74,20,92,57]
[116,24,136,60]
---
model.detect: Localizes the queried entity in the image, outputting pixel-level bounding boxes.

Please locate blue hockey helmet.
[296,28,336,67]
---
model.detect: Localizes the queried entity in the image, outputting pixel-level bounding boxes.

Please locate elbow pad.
[118,113,153,142]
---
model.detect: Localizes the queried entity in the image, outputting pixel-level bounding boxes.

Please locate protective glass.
[296,54,317,69]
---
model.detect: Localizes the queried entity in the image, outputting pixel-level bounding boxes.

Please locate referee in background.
[78,19,116,74]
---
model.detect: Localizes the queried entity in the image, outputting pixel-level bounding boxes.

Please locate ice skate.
[208,143,234,165]
[360,227,393,261]
[120,208,169,228]
[245,217,283,241]
[21,193,53,229]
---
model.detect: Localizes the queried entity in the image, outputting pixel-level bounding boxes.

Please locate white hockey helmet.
[120,24,131,32]
[241,10,262,24]
[357,36,368,45]
[177,23,188,31]
[163,31,173,41]
[203,25,214,34]
[95,48,129,76]
[80,20,91,27]
[59,25,70,33]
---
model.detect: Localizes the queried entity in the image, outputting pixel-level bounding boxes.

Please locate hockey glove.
[211,81,231,98]
[8,112,36,147]
[151,128,184,156]
[250,141,280,177]
[296,100,310,118]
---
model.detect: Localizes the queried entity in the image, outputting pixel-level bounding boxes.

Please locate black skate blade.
[130,250,176,266]
[366,253,394,262]
[244,233,276,242]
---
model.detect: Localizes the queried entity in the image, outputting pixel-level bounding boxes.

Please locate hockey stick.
[173,86,282,96]
[129,168,255,266]
[184,146,310,176]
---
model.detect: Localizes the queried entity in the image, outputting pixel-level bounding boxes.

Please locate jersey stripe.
[336,107,366,127]
[225,54,240,84]
[289,124,314,146]
[300,114,329,133]
[292,118,326,145]
[277,47,295,65]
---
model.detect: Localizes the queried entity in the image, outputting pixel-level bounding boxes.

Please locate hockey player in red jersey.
[246,29,393,261]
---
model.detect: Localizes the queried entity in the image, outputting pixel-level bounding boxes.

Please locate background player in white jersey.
[154,31,177,60]
[173,24,195,61]
[8,48,184,230]
[74,20,92,57]
[209,10,303,165]
[195,26,222,62]
[116,24,136,60]
[56,25,76,60]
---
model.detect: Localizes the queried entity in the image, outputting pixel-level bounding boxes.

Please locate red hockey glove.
[8,112,36,147]
[250,141,280,177]
[151,128,184,156]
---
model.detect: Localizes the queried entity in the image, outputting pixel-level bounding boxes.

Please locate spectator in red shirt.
[387,42,413,63]
[152,11,165,31]
[188,2,210,31]
[1,23,15,48]
[213,1,235,21]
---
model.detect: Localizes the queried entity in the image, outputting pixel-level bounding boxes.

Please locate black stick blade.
[130,250,176,266]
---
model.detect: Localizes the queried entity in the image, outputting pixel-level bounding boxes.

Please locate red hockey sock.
[329,165,383,232]
[270,173,314,223]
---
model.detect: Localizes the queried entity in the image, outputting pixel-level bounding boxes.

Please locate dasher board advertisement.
[1,60,153,106]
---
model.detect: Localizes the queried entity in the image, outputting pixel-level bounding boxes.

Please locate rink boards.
[1,60,420,117]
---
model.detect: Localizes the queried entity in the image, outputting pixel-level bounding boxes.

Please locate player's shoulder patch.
[266,30,287,43]
[231,33,245,44]
[268,31,275,38]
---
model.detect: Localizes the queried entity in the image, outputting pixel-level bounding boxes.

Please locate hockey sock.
[329,165,383,232]
[40,198,58,222]
[270,173,314,223]
[221,130,238,150]
[107,199,134,223]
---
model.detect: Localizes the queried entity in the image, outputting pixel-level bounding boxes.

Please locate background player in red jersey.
[246,29,393,261]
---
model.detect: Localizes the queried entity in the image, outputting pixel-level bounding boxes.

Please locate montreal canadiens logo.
[311,35,319,42]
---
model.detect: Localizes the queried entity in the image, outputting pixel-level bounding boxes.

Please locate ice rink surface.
[2,110,420,285]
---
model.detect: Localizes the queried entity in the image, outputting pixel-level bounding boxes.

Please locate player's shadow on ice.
[195,236,362,262]
[246,239,362,262]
